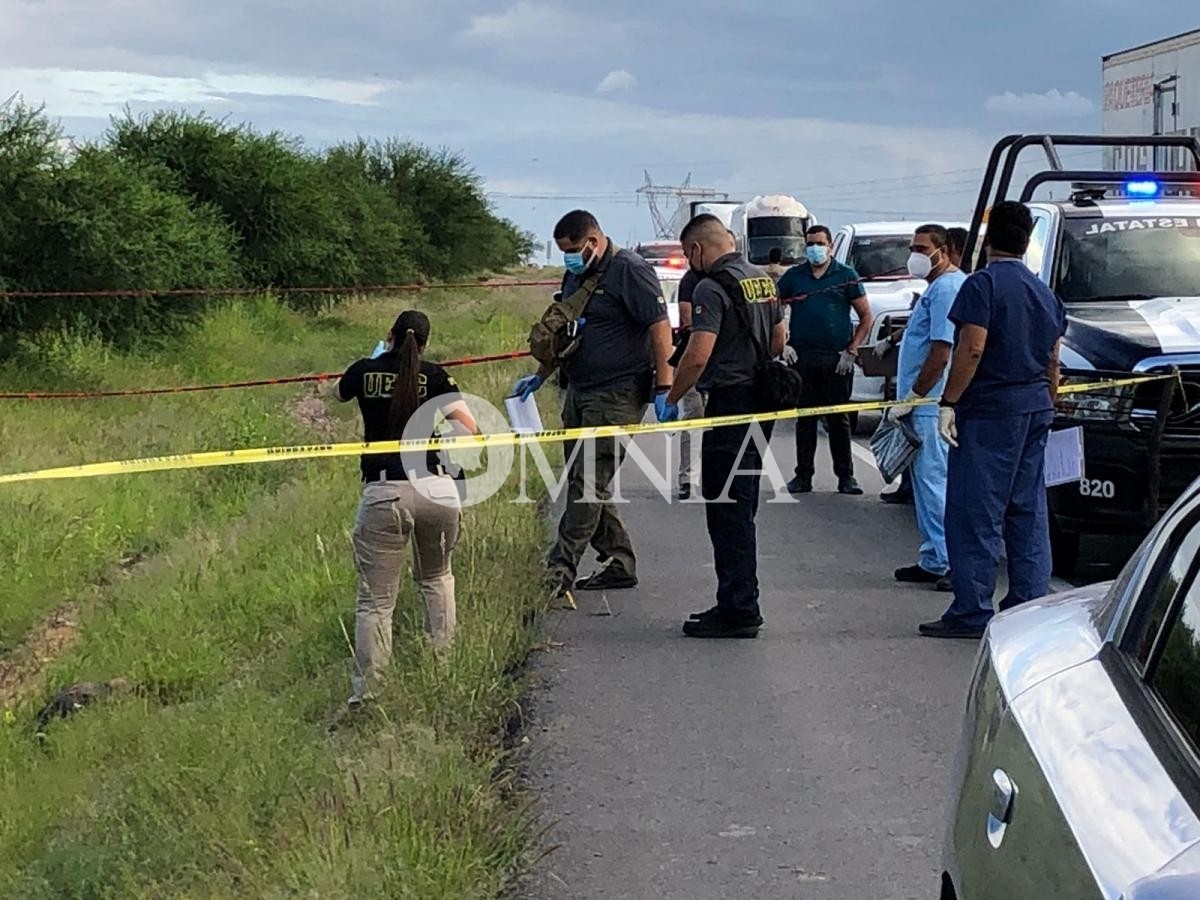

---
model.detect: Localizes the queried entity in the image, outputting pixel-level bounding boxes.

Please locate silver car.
[944,477,1200,899]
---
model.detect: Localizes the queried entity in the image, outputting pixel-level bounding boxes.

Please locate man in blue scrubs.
[890,225,965,592]
[921,202,1065,640]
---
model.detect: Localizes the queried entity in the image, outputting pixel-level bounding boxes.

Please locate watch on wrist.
[655,384,672,393]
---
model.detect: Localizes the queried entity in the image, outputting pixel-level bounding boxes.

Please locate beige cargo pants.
[677,387,708,492]
[350,477,461,702]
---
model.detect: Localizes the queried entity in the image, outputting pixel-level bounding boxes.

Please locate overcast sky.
[4,1,1198,254]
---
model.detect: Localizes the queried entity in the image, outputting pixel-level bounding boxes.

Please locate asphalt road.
[521,421,1125,900]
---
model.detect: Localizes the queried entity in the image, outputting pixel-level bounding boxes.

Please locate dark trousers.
[944,410,1054,628]
[701,385,775,618]
[793,349,854,480]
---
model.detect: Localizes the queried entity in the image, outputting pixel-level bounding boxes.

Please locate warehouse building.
[1103,27,1200,172]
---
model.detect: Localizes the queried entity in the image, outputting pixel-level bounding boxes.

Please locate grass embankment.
[0,286,555,898]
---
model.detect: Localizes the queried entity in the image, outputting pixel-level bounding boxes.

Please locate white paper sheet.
[505,394,544,434]
[1044,426,1084,487]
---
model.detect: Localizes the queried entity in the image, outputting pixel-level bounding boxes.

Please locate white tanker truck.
[729,195,815,268]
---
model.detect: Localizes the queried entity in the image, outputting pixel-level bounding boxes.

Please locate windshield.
[746,236,805,266]
[1057,214,1200,302]
[847,235,911,280]
[745,216,808,265]
[636,242,682,262]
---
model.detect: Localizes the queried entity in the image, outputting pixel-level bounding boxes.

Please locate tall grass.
[0,285,556,897]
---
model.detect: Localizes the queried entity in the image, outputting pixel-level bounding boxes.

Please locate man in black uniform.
[667,215,786,639]
[513,210,675,597]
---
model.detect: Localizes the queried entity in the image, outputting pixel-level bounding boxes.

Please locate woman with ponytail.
[336,309,479,708]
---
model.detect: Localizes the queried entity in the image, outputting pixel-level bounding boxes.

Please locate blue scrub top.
[897,270,965,415]
[949,260,1066,419]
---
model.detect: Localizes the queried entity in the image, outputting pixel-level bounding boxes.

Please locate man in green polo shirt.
[777,225,874,495]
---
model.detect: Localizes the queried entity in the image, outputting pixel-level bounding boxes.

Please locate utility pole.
[636,171,730,239]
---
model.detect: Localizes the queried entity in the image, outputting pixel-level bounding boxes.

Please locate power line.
[487,148,1106,209]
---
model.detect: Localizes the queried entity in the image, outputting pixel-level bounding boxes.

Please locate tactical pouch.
[528,246,616,369]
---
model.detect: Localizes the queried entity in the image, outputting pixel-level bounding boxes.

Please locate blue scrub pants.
[943,410,1054,629]
[909,413,949,575]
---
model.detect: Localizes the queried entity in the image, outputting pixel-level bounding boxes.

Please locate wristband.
[939,398,957,408]
[655,384,672,393]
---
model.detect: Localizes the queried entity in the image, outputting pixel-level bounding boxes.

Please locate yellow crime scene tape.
[0,375,1171,486]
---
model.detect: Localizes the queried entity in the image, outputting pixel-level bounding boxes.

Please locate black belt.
[363,465,447,484]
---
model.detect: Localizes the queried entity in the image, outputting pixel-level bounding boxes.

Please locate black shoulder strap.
[704,269,769,364]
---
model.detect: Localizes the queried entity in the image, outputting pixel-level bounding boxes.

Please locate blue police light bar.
[1125,179,1161,197]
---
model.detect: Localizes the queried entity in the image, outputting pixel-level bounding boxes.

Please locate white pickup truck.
[831,220,967,406]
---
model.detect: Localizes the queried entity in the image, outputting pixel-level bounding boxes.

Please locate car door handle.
[987,768,1018,849]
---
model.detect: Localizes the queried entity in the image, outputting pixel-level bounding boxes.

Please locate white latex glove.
[890,391,920,419]
[938,406,958,447]
[872,337,893,359]
[780,345,798,366]
[835,350,857,376]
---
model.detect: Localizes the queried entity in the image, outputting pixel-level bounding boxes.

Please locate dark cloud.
[5,0,1198,241]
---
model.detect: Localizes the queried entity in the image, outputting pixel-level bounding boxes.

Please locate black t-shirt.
[558,244,668,391]
[691,254,783,391]
[678,269,700,305]
[338,357,462,481]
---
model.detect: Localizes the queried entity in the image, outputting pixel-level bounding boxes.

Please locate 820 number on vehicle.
[1079,479,1115,499]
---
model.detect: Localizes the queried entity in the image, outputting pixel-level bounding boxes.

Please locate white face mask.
[906,250,934,280]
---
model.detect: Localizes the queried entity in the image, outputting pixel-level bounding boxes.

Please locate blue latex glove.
[654,390,679,423]
[512,373,545,401]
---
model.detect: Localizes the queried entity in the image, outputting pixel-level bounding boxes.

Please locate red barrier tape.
[0,280,560,300]
[0,350,533,400]
[1,268,918,399]
[783,274,915,305]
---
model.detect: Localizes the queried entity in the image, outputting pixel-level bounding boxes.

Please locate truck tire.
[1049,517,1081,577]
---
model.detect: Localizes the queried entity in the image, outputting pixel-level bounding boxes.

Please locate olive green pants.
[546,381,647,584]
[350,477,461,702]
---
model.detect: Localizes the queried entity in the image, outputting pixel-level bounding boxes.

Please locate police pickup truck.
[962,134,1200,574]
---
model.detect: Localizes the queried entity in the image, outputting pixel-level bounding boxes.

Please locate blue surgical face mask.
[805,244,829,266]
[563,241,595,275]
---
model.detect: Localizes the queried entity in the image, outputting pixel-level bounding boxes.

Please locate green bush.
[0,101,63,326]
[361,140,534,280]
[321,143,423,288]
[108,111,360,293]
[0,104,532,341]
[0,106,238,341]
